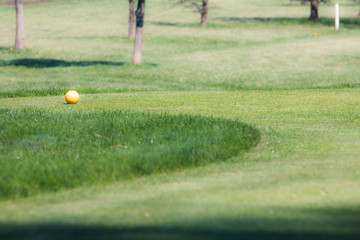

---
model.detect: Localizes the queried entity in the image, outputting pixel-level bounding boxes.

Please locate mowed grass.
[0,90,360,239]
[0,0,360,239]
[0,0,359,92]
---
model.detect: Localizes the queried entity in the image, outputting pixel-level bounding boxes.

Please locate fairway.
[1,0,360,239]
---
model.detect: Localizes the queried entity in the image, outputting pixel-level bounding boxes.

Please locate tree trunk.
[128,0,135,39]
[201,0,208,27]
[133,0,145,65]
[309,0,319,22]
[14,0,25,50]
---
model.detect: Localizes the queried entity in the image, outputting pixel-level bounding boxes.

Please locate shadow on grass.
[0,59,126,68]
[0,47,11,51]
[150,17,359,29]
[217,17,360,27]
[151,21,181,26]
[1,207,360,240]
[2,225,357,240]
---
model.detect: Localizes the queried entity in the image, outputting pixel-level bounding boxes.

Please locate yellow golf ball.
[65,90,80,104]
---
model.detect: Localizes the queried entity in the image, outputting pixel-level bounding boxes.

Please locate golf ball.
[65,90,80,104]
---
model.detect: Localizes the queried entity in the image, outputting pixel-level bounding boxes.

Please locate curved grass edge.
[0,88,149,99]
[1,83,360,99]
[0,108,261,200]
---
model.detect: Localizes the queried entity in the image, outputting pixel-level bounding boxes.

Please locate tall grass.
[0,108,260,199]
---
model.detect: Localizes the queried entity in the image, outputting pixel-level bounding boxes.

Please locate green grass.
[0,88,144,99]
[0,108,259,199]
[0,0,359,92]
[0,0,360,239]
[0,90,360,239]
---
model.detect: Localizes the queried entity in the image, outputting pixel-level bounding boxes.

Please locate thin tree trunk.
[309,0,319,22]
[14,0,25,50]
[128,0,135,39]
[201,0,208,27]
[133,0,145,64]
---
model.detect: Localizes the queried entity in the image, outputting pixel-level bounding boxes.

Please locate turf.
[0,90,360,239]
[0,108,259,199]
[0,0,360,239]
[0,0,359,92]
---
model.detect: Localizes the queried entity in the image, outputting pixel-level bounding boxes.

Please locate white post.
[335,3,340,31]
